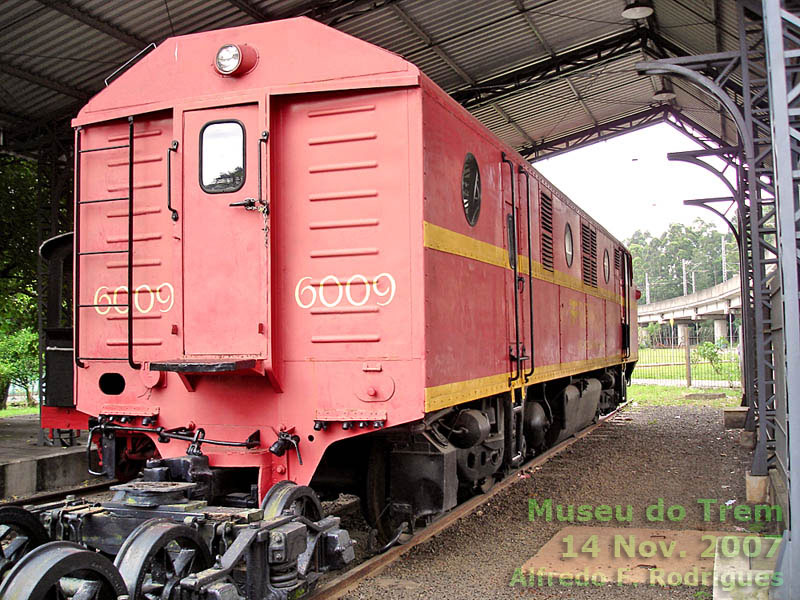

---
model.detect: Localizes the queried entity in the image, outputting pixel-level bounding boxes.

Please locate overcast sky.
[533,122,734,242]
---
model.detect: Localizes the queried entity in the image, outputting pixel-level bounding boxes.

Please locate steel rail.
[311,402,629,600]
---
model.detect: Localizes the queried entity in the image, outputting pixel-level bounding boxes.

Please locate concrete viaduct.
[637,275,741,345]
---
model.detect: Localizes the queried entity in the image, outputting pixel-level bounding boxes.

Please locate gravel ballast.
[342,403,757,600]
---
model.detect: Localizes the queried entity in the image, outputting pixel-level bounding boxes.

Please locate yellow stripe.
[423,222,508,269]
[424,355,626,411]
[423,221,623,304]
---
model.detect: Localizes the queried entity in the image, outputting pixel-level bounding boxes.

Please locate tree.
[1,153,73,410]
[626,219,740,304]
[0,328,38,408]
[0,155,40,330]
[1,155,42,409]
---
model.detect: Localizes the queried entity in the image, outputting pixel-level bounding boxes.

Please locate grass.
[628,384,742,409]
[634,346,741,384]
[0,406,39,419]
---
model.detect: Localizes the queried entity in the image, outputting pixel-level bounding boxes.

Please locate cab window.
[200,121,245,193]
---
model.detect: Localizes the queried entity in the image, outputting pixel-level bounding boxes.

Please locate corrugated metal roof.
[0,0,746,156]
[520,0,629,54]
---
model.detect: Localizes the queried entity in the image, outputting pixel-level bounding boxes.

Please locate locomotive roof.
[73,14,627,250]
[2,1,743,159]
[74,17,419,126]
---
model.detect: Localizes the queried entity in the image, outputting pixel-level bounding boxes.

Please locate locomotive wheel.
[114,518,212,600]
[0,505,50,579]
[0,541,126,600]
[261,480,323,521]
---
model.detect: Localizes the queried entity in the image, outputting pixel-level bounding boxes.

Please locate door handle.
[167,140,179,221]
[229,131,269,213]
[229,198,257,210]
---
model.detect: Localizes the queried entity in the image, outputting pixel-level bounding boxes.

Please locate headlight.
[214,43,257,77]
[215,44,242,74]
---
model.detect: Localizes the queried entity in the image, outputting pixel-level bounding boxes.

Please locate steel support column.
[667,146,754,407]
[636,1,777,477]
[762,1,800,596]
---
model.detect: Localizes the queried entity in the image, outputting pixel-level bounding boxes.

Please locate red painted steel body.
[49,17,637,499]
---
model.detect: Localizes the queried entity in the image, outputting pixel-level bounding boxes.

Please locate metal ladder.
[74,116,140,370]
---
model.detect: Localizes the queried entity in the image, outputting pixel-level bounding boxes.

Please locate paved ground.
[342,403,758,600]
[0,414,85,461]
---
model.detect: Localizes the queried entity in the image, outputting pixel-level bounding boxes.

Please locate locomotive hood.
[74,16,420,126]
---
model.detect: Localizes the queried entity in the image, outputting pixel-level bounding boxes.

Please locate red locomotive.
[3,17,637,600]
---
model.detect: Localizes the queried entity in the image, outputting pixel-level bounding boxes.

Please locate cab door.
[182,105,267,356]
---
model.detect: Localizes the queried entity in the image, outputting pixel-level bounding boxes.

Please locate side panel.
[421,81,627,409]
[586,295,606,359]
[533,280,560,367]
[272,87,419,419]
[421,88,509,392]
[76,115,180,368]
[559,288,587,364]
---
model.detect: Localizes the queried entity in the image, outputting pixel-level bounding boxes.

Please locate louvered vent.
[581,222,598,287]
[540,192,554,271]
[614,247,622,272]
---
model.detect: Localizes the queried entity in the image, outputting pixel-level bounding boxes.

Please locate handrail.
[258,131,269,213]
[104,43,156,87]
[623,251,632,359]
[127,116,140,370]
[502,152,522,384]
[520,166,535,380]
[167,140,179,221]
[74,127,84,368]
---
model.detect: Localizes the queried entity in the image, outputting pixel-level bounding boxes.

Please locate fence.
[633,327,742,388]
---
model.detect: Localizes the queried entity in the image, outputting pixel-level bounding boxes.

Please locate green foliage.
[693,341,722,374]
[626,219,739,304]
[639,322,660,348]
[0,328,38,386]
[0,328,38,406]
[0,406,38,418]
[0,155,46,408]
[0,155,41,332]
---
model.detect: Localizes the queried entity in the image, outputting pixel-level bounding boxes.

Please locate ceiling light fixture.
[621,1,654,20]
[653,87,676,101]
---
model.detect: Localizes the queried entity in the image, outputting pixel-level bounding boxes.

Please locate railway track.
[0,479,114,508]
[311,403,629,600]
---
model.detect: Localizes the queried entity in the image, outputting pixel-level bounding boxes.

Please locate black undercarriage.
[0,364,630,600]
[313,364,631,543]
[0,473,354,600]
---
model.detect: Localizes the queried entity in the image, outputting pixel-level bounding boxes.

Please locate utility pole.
[645,272,651,304]
[721,234,727,281]
[692,271,696,294]
[682,259,688,296]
